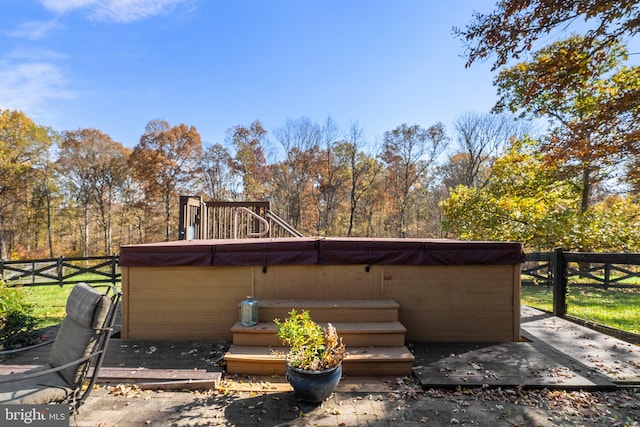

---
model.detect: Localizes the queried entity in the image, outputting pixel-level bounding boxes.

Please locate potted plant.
[274,309,346,403]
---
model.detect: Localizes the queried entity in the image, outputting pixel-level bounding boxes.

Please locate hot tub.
[118,237,524,342]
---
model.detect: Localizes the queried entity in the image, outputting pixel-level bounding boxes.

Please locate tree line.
[3,0,640,259]
[1,109,527,259]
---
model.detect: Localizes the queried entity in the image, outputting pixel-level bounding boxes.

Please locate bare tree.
[335,122,383,236]
[380,123,448,237]
[310,117,349,235]
[445,112,530,189]
[271,117,322,230]
[199,143,238,200]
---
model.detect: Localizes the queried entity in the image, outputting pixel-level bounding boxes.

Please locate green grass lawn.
[20,282,119,329]
[520,285,554,312]
[567,286,640,334]
[521,284,640,335]
[22,285,74,328]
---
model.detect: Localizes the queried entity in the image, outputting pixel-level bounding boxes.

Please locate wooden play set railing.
[178,197,303,240]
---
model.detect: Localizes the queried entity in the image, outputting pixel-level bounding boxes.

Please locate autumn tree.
[441,137,640,252]
[199,143,237,200]
[457,0,640,70]
[11,133,59,258]
[57,129,130,255]
[441,137,577,249]
[129,120,202,241]
[379,123,448,237]
[57,131,92,256]
[494,36,640,212]
[33,149,58,257]
[308,117,349,235]
[271,117,323,231]
[443,112,530,189]
[335,122,383,236]
[228,120,270,200]
[92,142,131,254]
[116,174,147,245]
[0,110,54,259]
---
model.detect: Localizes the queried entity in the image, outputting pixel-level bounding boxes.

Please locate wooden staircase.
[224,299,415,376]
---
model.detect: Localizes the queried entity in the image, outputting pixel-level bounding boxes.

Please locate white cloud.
[39,0,190,23]
[0,60,74,119]
[5,48,67,62]
[6,20,60,40]
[95,0,189,22]
[40,0,98,14]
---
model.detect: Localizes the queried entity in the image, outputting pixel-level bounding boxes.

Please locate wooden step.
[224,345,415,377]
[231,321,407,347]
[96,367,221,390]
[255,299,399,322]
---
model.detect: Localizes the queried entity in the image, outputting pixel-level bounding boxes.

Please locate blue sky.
[1,0,499,150]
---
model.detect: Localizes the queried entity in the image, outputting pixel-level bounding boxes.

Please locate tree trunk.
[45,183,53,257]
[165,196,171,241]
[0,214,7,260]
[347,194,356,237]
[581,168,591,213]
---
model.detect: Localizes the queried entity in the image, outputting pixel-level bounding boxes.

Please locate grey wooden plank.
[521,306,640,385]
[411,341,615,389]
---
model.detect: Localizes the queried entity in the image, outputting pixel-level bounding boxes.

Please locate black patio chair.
[0,283,120,412]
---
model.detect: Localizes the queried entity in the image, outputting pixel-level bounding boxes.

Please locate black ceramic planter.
[285,363,342,403]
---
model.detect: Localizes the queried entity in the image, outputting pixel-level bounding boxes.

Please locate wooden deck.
[412,306,640,389]
[0,337,226,391]
[1,306,639,391]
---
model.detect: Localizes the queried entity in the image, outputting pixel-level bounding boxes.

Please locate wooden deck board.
[411,306,640,389]
[98,338,225,388]
[257,299,400,322]
[225,346,415,362]
[232,321,406,334]
[411,341,616,389]
[224,345,415,376]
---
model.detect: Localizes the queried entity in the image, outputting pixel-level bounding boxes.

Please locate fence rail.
[0,256,120,287]
[522,249,640,343]
[523,250,640,290]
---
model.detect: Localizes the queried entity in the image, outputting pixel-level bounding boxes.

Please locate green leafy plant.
[274,309,346,371]
[0,282,42,351]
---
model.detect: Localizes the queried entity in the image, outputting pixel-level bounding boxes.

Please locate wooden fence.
[0,256,120,287]
[523,249,640,343]
[523,250,640,291]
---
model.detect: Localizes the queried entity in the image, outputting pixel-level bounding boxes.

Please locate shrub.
[0,282,42,351]
[274,309,345,371]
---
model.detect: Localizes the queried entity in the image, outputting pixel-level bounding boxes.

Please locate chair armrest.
[0,339,54,356]
[0,349,104,384]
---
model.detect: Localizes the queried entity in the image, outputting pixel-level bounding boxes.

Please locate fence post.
[111,255,117,285]
[57,256,64,287]
[552,247,567,317]
[603,262,611,289]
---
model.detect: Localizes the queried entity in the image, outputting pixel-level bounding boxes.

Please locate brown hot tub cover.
[119,237,524,267]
